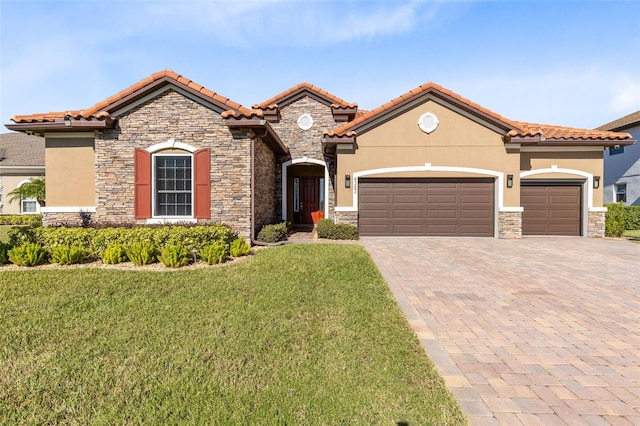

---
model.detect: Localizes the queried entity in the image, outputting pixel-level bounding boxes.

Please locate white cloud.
[140,0,439,46]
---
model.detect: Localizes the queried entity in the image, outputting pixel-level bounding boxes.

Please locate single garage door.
[521,184,581,236]
[358,178,494,236]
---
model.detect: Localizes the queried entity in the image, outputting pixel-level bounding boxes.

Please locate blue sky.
[1,0,639,130]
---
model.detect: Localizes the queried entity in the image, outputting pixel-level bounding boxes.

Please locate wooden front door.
[294,176,320,224]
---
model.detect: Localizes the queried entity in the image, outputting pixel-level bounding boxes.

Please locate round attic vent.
[297,113,314,131]
[418,112,439,134]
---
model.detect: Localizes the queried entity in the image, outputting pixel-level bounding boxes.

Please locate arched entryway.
[282,158,329,225]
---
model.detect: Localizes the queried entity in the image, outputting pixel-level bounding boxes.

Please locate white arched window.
[16,179,40,214]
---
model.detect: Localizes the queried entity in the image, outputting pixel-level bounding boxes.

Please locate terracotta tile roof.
[220,109,265,119]
[326,82,632,142]
[596,110,640,131]
[327,82,519,137]
[253,82,356,109]
[11,69,251,123]
[0,132,45,166]
[509,122,632,141]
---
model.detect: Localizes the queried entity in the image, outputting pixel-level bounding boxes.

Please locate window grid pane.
[22,200,37,213]
[155,156,192,216]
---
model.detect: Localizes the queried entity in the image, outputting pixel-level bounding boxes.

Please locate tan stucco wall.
[520,151,604,206]
[0,174,44,214]
[337,100,521,207]
[45,138,95,207]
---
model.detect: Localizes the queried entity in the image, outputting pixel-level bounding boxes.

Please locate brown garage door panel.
[521,185,581,236]
[359,178,494,236]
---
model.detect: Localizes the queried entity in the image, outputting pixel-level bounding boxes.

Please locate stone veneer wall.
[253,138,277,236]
[42,211,91,227]
[268,96,339,219]
[587,211,605,237]
[334,211,358,227]
[93,90,253,239]
[498,211,522,239]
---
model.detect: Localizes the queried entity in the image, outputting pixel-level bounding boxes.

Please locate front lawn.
[624,229,640,238]
[0,244,466,425]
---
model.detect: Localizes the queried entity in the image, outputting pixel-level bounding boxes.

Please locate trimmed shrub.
[230,238,251,257]
[316,219,359,240]
[8,242,46,267]
[0,243,11,265]
[101,244,128,264]
[0,214,42,226]
[51,245,85,265]
[126,242,158,266]
[605,203,626,237]
[200,242,229,265]
[256,221,290,243]
[626,206,640,231]
[8,226,37,247]
[158,244,191,268]
[9,223,236,260]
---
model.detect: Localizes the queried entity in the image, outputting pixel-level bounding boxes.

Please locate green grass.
[624,229,640,238]
[0,244,467,425]
[0,225,14,243]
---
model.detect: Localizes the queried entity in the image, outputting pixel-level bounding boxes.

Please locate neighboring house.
[0,133,45,214]
[598,110,640,206]
[5,70,634,239]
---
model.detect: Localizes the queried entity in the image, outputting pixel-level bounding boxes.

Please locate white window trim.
[16,179,41,214]
[146,139,197,154]
[151,152,194,220]
[615,183,627,203]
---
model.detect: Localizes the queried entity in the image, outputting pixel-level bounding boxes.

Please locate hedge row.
[625,206,640,230]
[0,214,42,226]
[8,223,237,261]
[604,203,640,237]
[316,219,359,240]
[1,237,252,268]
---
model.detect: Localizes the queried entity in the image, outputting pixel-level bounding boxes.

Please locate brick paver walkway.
[361,237,640,425]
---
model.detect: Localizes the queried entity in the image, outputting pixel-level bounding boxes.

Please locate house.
[5,70,634,239]
[0,133,45,214]
[598,110,640,206]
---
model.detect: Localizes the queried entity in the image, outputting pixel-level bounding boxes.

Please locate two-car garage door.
[358,178,494,237]
[358,178,583,237]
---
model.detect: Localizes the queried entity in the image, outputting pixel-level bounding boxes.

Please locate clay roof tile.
[326,82,628,142]
[10,69,251,123]
[254,82,354,109]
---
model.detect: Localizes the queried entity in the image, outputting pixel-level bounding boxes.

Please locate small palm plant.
[8,177,46,208]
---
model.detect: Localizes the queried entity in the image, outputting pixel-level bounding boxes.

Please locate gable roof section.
[596,110,640,132]
[325,82,633,146]
[8,70,252,131]
[253,82,356,110]
[0,133,45,167]
[326,82,519,139]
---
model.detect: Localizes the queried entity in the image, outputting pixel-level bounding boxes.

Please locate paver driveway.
[361,237,640,425]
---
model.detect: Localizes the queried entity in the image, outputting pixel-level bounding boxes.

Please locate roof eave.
[6,117,115,134]
[507,136,636,147]
[223,117,289,155]
[321,134,357,154]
